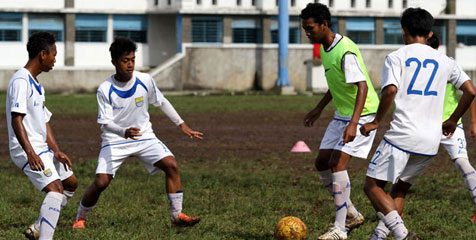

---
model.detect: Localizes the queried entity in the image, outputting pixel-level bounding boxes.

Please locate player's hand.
[343,122,357,144]
[304,108,322,127]
[54,151,72,171]
[470,121,476,140]
[27,152,45,171]
[360,121,378,137]
[125,127,142,140]
[442,119,457,138]
[180,123,203,140]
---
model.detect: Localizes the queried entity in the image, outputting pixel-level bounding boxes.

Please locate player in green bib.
[300,3,379,240]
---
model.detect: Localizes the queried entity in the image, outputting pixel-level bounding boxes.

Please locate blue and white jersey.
[381,43,469,156]
[6,68,52,155]
[97,71,165,145]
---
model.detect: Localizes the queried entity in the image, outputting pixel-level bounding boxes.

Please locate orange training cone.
[291,140,311,153]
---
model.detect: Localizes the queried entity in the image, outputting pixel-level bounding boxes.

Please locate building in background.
[0,0,475,92]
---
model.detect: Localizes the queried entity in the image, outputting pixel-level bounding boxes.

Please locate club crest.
[43,168,52,177]
[135,96,144,107]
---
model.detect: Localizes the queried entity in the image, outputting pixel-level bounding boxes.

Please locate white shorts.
[96,138,174,177]
[440,125,468,160]
[366,139,434,185]
[319,113,377,159]
[11,149,74,191]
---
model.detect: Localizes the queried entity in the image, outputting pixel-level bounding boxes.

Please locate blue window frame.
[76,14,107,42]
[383,18,402,44]
[330,17,338,33]
[0,13,22,42]
[113,15,147,43]
[347,17,375,44]
[191,16,222,43]
[29,14,64,42]
[232,18,261,43]
[271,17,301,44]
[432,19,446,45]
[457,20,476,46]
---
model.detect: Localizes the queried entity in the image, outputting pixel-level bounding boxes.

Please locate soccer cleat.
[403,232,420,240]
[72,219,86,229]
[24,223,39,240]
[345,212,365,230]
[318,226,348,240]
[171,213,200,227]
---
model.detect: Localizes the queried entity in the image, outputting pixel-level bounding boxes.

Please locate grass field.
[1,93,476,239]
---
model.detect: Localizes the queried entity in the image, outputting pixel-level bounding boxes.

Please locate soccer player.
[6,31,78,240]
[72,37,202,229]
[360,8,476,240]
[300,3,380,239]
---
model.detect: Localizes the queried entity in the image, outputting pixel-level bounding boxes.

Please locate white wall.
[74,43,148,68]
[0,42,64,68]
[456,0,476,17]
[75,0,148,11]
[456,46,476,70]
[1,0,63,10]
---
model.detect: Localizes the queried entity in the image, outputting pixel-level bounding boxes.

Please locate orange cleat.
[171,213,200,227]
[472,213,476,223]
[72,219,86,229]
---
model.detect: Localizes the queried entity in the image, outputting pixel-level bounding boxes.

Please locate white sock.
[167,191,183,221]
[332,171,351,231]
[320,170,358,218]
[370,219,390,240]
[382,210,408,240]
[76,202,93,220]
[38,192,63,240]
[35,190,74,231]
[454,158,476,212]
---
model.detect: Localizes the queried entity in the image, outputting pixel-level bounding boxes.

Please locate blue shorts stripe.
[22,149,51,171]
[383,138,436,157]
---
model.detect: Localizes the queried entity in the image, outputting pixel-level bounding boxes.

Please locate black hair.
[26,31,56,59]
[427,34,440,49]
[109,37,137,60]
[400,8,434,37]
[300,3,332,27]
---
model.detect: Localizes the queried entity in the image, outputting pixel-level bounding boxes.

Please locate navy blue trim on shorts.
[333,118,364,126]
[100,138,156,149]
[21,149,52,171]
[383,138,437,157]
[457,124,464,130]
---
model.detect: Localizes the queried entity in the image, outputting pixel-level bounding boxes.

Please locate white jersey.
[6,68,52,155]
[382,43,468,156]
[97,71,165,145]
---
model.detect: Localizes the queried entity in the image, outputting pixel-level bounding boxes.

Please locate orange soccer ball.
[274,216,308,240]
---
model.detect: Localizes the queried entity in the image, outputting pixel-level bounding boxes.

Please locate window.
[29,14,64,42]
[154,0,158,6]
[237,0,241,6]
[347,17,375,44]
[433,20,446,45]
[402,0,407,8]
[329,0,334,7]
[75,14,107,42]
[383,18,403,44]
[113,15,147,43]
[191,17,222,43]
[232,18,261,43]
[366,0,371,8]
[457,20,476,45]
[270,17,301,44]
[276,0,278,6]
[168,0,171,5]
[291,0,295,6]
[351,0,355,8]
[197,0,201,5]
[252,0,256,6]
[213,0,217,5]
[388,0,393,8]
[330,17,338,33]
[314,0,319,3]
[0,13,22,41]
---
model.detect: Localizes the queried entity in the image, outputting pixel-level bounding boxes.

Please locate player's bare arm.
[343,81,368,144]
[469,100,476,140]
[46,123,72,171]
[360,85,397,136]
[180,123,203,140]
[443,81,476,137]
[125,127,142,140]
[11,112,45,171]
[304,90,332,127]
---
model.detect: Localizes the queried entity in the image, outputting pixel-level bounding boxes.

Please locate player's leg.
[329,150,353,233]
[38,180,65,240]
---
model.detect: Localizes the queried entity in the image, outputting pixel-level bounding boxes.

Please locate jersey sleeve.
[8,78,29,114]
[147,75,165,107]
[342,53,366,84]
[381,54,401,90]
[448,62,470,89]
[97,88,114,125]
[43,106,52,123]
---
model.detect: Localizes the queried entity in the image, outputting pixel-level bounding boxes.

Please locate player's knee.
[93,176,111,191]
[44,180,64,194]
[315,157,328,171]
[63,175,78,192]
[363,178,376,196]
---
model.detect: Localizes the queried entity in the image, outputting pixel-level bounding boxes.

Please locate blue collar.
[108,77,148,104]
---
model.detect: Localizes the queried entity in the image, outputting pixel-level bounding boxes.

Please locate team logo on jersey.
[135,96,144,107]
[43,168,52,177]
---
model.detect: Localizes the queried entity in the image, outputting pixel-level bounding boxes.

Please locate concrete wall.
[74,0,148,11]
[74,43,149,67]
[148,14,177,67]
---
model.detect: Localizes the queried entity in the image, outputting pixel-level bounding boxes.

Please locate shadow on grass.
[220,231,273,240]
